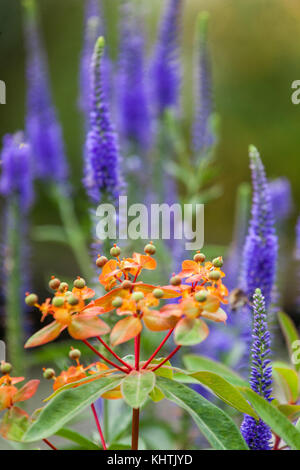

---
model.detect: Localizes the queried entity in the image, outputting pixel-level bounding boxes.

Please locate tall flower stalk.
[0,133,33,373]
[240,288,273,450]
[192,12,215,158]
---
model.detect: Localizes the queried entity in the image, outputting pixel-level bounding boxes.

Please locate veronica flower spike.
[240,288,273,450]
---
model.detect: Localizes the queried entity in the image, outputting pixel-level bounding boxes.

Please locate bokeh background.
[0,0,300,296]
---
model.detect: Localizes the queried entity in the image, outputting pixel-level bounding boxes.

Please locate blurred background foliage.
[0,0,300,294]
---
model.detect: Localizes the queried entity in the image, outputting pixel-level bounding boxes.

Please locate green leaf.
[32,225,68,244]
[191,371,258,419]
[239,387,300,450]
[55,428,100,450]
[277,405,300,421]
[121,370,156,409]
[278,312,300,372]
[23,375,123,442]
[273,364,299,404]
[175,318,209,346]
[149,359,173,402]
[0,407,30,442]
[157,377,248,450]
[183,354,247,387]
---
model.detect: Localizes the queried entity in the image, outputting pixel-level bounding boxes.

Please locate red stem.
[82,339,128,374]
[134,334,141,370]
[142,329,174,370]
[97,336,133,371]
[273,434,281,450]
[131,408,140,450]
[43,438,57,450]
[151,345,182,372]
[91,403,107,450]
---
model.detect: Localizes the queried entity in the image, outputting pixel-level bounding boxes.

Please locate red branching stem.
[91,403,107,450]
[131,267,142,289]
[142,329,174,370]
[134,334,141,370]
[273,434,281,450]
[43,438,57,450]
[151,345,182,372]
[97,336,133,371]
[82,339,128,373]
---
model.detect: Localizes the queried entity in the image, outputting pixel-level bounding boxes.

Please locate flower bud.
[52,297,65,308]
[121,280,132,290]
[110,245,121,257]
[49,277,61,290]
[170,275,181,286]
[131,292,144,302]
[144,242,156,255]
[69,348,81,360]
[208,270,221,281]
[152,288,164,299]
[73,277,86,289]
[212,257,223,268]
[96,256,108,268]
[67,294,79,306]
[194,252,205,263]
[59,282,69,293]
[43,368,55,380]
[1,362,12,374]
[112,297,123,308]
[25,293,38,306]
[195,290,207,302]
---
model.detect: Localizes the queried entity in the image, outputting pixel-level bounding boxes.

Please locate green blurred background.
[0,0,300,268]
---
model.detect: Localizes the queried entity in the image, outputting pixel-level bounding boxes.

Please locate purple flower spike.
[268,177,293,223]
[117,3,151,151]
[0,132,33,211]
[84,37,124,203]
[24,1,68,183]
[241,289,273,450]
[192,12,215,155]
[150,0,182,115]
[242,146,278,308]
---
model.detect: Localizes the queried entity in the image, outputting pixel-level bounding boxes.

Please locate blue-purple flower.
[269,177,293,223]
[0,132,33,211]
[84,37,123,203]
[192,12,215,155]
[241,146,278,308]
[241,288,273,450]
[150,0,182,115]
[24,1,68,183]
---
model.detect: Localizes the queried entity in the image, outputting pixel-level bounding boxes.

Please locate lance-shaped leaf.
[121,370,156,408]
[156,377,248,450]
[273,363,299,404]
[175,317,209,345]
[23,375,123,442]
[277,404,300,421]
[278,311,300,372]
[55,428,100,450]
[190,371,258,419]
[110,316,142,346]
[239,387,300,450]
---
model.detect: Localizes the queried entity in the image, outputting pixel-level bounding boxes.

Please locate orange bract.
[0,374,39,411]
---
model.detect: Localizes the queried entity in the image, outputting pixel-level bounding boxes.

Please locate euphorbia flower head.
[0,366,39,411]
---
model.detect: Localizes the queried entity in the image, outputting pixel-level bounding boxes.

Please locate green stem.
[52,185,95,282]
[5,200,24,374]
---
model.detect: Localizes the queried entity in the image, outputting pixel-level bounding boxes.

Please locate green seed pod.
[144,243,156,255]
[1,362,12,374]
[131,291,144,302]
[59,282,69,293]
[110,245,121,257]
[43,368,55,380]
[152,288,164,299]
[195,290,207,302]
[49,277,61,290]
[121,280,132,290]
[212,257,223,268]
[69,349,81,360]
[73,277,86,289]
[67,294,79,306]
[52,296,65,308]
[112,296,123,308]
[208,270,221,281]
[25,293,38,306]
[96,256,108,268]
[194,252,205,263]
[170,275,181,286]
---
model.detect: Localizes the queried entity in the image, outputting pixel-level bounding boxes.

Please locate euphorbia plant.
[0,243,258,450]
